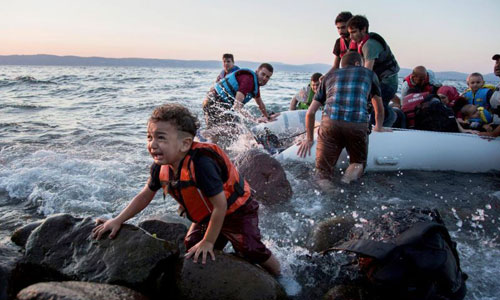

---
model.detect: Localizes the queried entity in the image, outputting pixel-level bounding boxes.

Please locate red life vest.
[402,92,430,128]
[159,142,251,223]
[339,38,357,58]
[404,74,433,93]
[355,34,371,54]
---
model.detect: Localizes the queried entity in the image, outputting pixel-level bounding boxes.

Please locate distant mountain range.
[1,54,498,82]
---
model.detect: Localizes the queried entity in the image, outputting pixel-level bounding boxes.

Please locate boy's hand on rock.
[92,217,122,240]
[185,239,215,264]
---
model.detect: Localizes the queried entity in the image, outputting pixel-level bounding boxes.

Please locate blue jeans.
[371,81,397,127]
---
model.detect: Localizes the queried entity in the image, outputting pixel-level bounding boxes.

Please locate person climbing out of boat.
[289,72,322,110]
[332,11,354,69]
[479,54,500,138]
[400,66,441,98]
[92,103,281,277]
[460,104,494,132]
[297,51,390,187]
[202,63,277,129]
[462,72,494,110]
[215,53,240,83]
[347,15,400,128]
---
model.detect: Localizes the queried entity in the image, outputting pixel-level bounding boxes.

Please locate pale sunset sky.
[2,0,499,74]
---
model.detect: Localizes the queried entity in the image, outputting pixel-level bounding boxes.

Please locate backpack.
[329,218,467,300]
[402,92,429,128]
[414,95,459,132]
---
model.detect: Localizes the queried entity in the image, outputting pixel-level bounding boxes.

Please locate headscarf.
[437,86,460,104]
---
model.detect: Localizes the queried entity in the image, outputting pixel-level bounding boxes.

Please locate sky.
[1,0,499,74]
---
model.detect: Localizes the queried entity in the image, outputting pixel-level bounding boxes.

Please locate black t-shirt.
[148,155,224,198]
[333,38,341,56]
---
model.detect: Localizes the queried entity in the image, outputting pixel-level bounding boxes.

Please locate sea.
[0,65,499,299]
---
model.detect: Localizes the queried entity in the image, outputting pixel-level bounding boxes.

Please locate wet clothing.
[148,156,224,198]
[154,142,251,223]
[147,142,272,264]
[216,65,240,82]
[205,69,260,128]
[184,198,271,264]
[293,84,316,110]
[315,66,381,123]
[214,68,260,105]
[316,118,369,180]
[314,66,378,178]
[401,70,440,98]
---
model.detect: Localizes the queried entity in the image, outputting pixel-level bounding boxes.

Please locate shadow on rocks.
[15,213,179,299]
[172,251,287,300]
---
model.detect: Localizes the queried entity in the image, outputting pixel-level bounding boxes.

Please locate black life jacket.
[357,32,400,80]
[330,221,467,300]
[414,95,459,132]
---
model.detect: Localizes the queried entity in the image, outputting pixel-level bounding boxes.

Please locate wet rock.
[323,285,368,300]
[307,216,355,252]
[174,251,286,300]
[144,214,192,229]
[235,149,292,205]
[0,204,41,237]
[23,213,179,296]
[0,242,23,300]
[290,251,360,300]
[318,208,464,300]
[345,207,441,242]
[138,219,188,253]
[16,281,148,300]
[11,221,43,248]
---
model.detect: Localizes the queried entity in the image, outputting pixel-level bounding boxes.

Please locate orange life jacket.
[159,141,251,223]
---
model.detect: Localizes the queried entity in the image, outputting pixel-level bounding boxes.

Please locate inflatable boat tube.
[252,110,322,137]
[276,129,500,173]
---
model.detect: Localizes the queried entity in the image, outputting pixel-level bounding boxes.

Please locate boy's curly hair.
[149,104,199,136]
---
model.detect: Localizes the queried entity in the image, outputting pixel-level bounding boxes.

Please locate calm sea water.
[0,65,498,299]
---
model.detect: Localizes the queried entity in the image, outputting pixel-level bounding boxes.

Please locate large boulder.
[319,208,466,300]
[138,218,188,253]
[11,221,43,248]
[0,243,23,300]
[17,281,148,300]
[235,149,292,205]
[22,214,179,296]
[174,251,286,300]
[306,216,355,252]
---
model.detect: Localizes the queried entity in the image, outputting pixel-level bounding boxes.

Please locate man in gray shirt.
[347,15,400,127]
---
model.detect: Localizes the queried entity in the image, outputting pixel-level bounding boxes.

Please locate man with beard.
[203,63,276,129]
[332,11,354,69]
